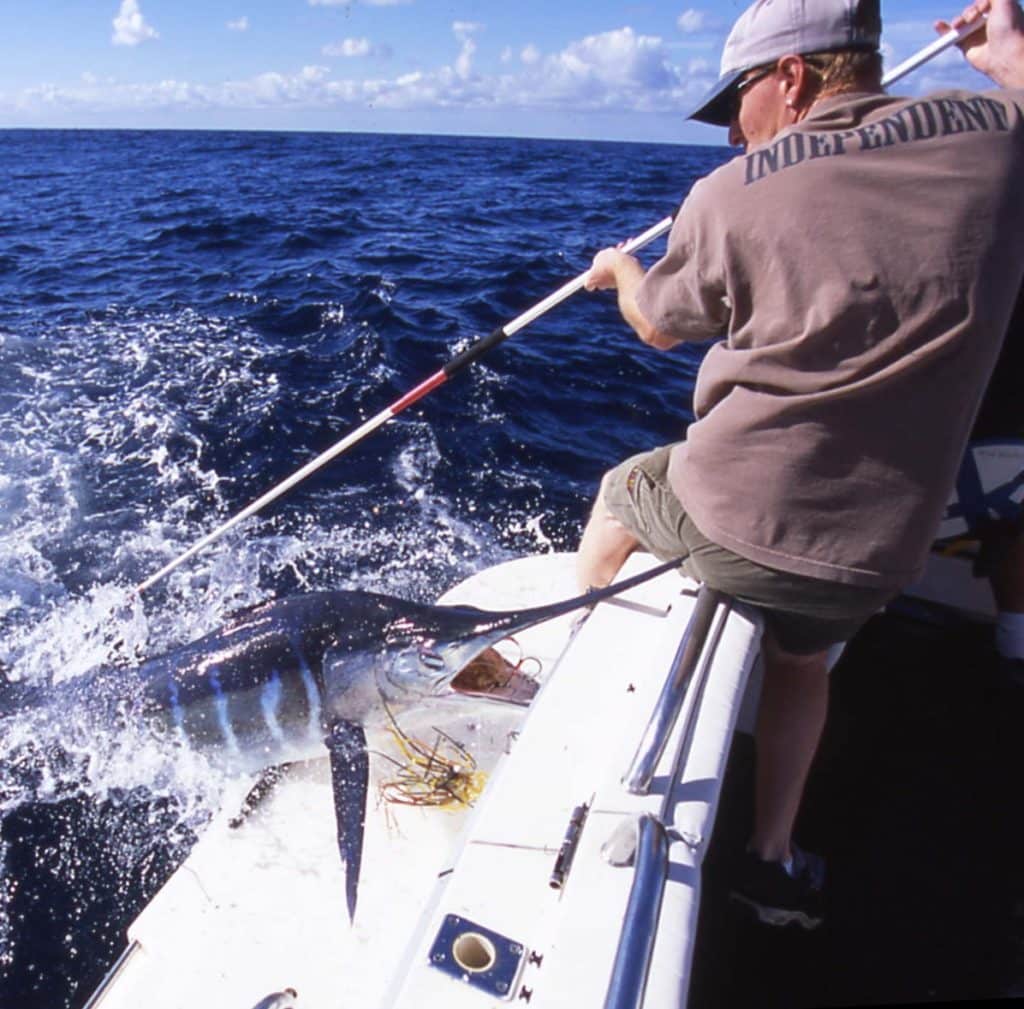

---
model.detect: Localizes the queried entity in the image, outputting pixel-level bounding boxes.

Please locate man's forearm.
[586,246,678,349]
[608,254,678,350]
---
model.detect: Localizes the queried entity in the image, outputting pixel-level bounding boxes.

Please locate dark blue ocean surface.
[0,129,730,1008]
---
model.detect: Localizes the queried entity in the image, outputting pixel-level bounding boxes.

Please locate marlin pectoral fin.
[325,718,369,925]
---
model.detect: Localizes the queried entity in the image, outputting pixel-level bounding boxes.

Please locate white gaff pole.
[882,17,987,87]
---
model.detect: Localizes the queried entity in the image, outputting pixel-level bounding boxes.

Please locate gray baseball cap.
[688,0,881,127]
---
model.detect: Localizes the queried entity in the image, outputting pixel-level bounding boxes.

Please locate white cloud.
[521,43,541,66]
[677,9,705,33]
[112,0,158,47]
[373,25,693,112]
[540,27,678,98]
[455,41,476,79]
[11,23,715,122]
[218,65,334,106]
[322,37,392,60]
[227,17,249,32]
[452,21,482,80]
[452,21,482,42]
[325,37,372,57]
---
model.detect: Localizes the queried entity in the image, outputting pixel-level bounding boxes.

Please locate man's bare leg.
[749,635,830,863]
[576,487,640,592]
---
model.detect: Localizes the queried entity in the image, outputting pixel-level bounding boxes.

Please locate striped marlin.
[0,557,682,921]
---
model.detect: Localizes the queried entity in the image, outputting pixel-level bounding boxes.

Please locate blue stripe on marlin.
[207,671,241,755]
[259,670,286,746]
[291,635,324,744]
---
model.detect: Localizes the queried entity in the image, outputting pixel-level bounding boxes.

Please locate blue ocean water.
[0,129,729,1008]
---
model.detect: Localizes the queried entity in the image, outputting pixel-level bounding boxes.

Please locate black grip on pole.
[443,325,509,378]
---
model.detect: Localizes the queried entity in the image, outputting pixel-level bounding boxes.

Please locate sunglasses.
[729,54,831,119]
[724,53,827,117]
[730,63,778,117]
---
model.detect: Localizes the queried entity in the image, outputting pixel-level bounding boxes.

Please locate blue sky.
[0,1,996,144]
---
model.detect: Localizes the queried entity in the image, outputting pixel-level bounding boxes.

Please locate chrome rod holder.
[622,585,722,795]
[601,814,669,1009]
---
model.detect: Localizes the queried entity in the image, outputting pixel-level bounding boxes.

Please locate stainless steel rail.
[601,814,670,1009]
[622,585,723,795]
[604,585,733,1009]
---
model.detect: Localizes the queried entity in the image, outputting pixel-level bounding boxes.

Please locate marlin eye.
[418,649,445,671]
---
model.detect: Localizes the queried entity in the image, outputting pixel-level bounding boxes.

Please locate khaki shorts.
[601,445,895,655]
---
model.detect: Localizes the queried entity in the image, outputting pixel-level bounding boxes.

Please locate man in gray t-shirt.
[580,0,1024,928]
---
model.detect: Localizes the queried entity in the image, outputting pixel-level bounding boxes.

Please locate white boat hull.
[86,553,763,1009]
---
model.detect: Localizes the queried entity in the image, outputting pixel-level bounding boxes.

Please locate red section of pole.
[390,369,448,414]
